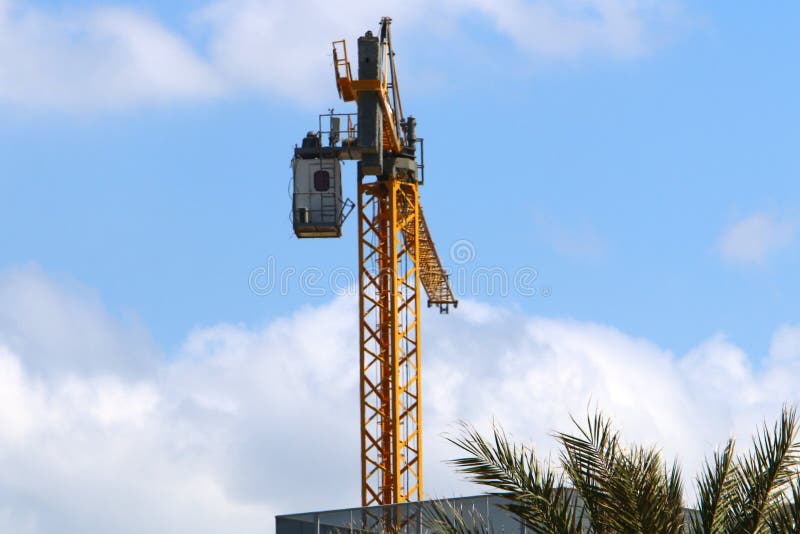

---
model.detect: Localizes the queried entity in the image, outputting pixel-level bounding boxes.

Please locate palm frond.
[766,475,800,533]
[691,438,737,534]
[443,405,800,534]
[623,446,685,533]
[421,499,491,534]
[731,404,800,533]
[556,411,624,533]
[557,411,686,534]
[446,422,584,534]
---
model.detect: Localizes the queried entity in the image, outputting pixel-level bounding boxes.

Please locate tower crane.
[290,17,457,507]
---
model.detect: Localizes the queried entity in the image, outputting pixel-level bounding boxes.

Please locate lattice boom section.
[401,206,457,308]
[358,177,423,507]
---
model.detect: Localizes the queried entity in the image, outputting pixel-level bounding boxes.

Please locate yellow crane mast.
[290,17,457,508]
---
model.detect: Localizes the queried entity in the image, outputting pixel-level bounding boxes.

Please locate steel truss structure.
[293,16,457,510]
[358,176,423,506]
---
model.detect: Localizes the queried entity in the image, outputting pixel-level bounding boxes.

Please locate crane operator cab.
[292,156,343,238]
[291,130,353,238]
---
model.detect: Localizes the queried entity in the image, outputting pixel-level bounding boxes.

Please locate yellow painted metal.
[350,79,382,92]
[332,40,356,102]
[331,40,403,154]
[403,206,458,308]
[349,81,403,154]
[358,174,423,506]
[332,22,456,511]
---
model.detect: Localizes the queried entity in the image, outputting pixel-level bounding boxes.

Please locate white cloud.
[196,0,679,104]
[717,213,798,265]
[3,266,798,532]
[0,1,224,111]
[194,0,430,105]
[0,265,159,376]
[0,0,685,111]
[452,0,676,59]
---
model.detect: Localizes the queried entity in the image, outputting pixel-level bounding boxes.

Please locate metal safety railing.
[318,111,358,151]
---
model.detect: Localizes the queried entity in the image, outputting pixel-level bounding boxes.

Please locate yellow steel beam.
[333,41,404,154]
[359,175,422,507]
[402,205,458,308]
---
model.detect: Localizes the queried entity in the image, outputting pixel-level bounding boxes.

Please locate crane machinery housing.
[290,17,458,508]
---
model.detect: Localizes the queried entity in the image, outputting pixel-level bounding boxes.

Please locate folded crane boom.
[291,16,456,508]
[405,205,458,310]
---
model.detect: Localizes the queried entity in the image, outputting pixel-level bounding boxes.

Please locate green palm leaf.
[446,422,584,534]
[765,475,800,533]
[691,438,737,534]
[422,499,491,534]
[557,412,684,533]
[731,405,800,533]
[438,405,800,534]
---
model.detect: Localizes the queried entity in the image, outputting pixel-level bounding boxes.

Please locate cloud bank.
[718,213,798,266]
[0,0,685,111]
[0,1,224,111]
[1,266,799,532]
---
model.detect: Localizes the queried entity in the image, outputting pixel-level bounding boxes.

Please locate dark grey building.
[276,494,532,534]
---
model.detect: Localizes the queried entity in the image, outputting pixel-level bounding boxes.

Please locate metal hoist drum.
[292,158,344,238]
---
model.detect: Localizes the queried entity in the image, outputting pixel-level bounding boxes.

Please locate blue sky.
[1,1,800,532]
[2,1,798,357]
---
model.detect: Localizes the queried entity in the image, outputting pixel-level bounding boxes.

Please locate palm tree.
[425,405,800,534]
